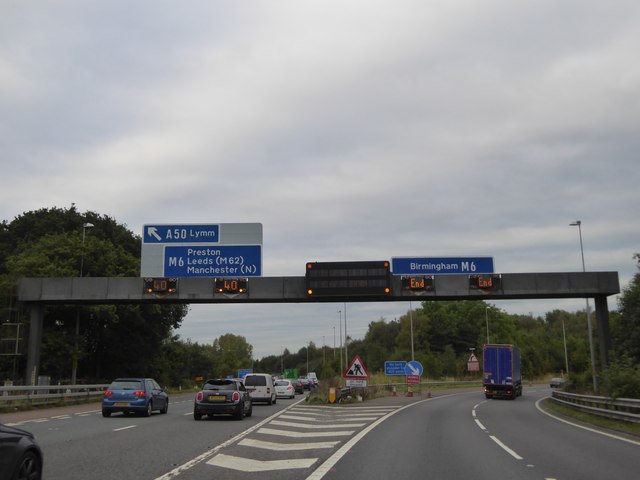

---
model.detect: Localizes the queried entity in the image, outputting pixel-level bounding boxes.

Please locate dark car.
[550,377,566,388]
[102,378,169,417]
[298,377,311,390]
[194,378,253,420]
[292,379,304,394]
[0,423,43,480]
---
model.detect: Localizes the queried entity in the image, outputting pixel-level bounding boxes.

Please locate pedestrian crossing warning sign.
[343,355,370,379]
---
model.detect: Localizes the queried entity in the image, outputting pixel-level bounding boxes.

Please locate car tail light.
[232,391,240,402]
[133,391,146,397]
[196,392,203,401]
[104,390,113,397]
[287,386,292,391]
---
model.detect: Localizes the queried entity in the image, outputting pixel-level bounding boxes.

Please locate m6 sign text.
[141,223,262,278]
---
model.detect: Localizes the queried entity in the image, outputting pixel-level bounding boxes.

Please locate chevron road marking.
[207,453,317,472]
[238,438,340,451]
[270,420,366,429]
[258,427,354,438]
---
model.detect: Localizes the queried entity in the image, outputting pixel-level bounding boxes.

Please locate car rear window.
[204,380,236,390]
[244,375,267,387]
[275,381,289,386]
[110,380,143,390]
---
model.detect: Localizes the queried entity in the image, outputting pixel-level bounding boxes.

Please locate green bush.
[600,358,640,399]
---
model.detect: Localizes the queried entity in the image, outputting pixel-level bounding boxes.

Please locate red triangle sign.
[343,355,370,379]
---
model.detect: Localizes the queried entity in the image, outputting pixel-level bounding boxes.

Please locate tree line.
[1,207,639,397]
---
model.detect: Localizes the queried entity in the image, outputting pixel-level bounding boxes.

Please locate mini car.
[0,423,43,480]
[194,378,253,420]
[102,377,169,417]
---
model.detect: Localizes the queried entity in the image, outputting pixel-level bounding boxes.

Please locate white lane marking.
[535,397,640,446]
[239,438,340,451]
[307,394,457,480]
[271,420,365,429]
[258,427,354,438]
[51,415,71,420]
[153,396,308,480]
[474,419,487,430]
[473,400,522,460]
[113,425,137,432]
[489,435,523,460]
[207,453,316,472]
[183,412,192,416]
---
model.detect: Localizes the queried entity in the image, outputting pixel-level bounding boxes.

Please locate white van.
[243,373,277,405]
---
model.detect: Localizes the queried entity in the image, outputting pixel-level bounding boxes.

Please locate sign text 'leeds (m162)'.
[144,224,219,244]
[391,256,494,275]
[164,245,262,277]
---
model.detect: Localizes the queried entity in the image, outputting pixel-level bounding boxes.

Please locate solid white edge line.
[306,394,458,480]
[535,397,640,446]
[153,396,308,480]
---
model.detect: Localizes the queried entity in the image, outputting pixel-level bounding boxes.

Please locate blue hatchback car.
[102,378,169,417]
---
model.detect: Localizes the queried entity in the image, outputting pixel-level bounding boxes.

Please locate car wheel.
[144,402,153,417]
[234,404,244,420]
[194,412,202,421]
[273,396,277,404]
[246,403,253,418]
[160,400,168,414]
[102,409,111,417]
[13,450,41,480]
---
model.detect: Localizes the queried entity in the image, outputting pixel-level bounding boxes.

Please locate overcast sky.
[2,1,639,359]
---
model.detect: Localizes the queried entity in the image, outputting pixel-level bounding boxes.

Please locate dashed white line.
[113,425,137,432]
[489,435,523,460]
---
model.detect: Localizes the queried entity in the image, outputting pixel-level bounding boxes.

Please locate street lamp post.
[72,222,94,385]
[338,310,343,373]
[485,307,490,344]
[333,326,336,358]
[343,302,348,370]
[409,301,415,361]
[570,220,597,392]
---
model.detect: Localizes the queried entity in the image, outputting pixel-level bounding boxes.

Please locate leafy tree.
[0,207,187,384]
[212,333,253,377]
[612,254,640,363]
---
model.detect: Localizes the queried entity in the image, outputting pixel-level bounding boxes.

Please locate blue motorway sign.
[384,361,407,375]
[391,256,494,275]
[405,360,424,376]
[237,369,253,379]
[164,245,262,277]
[143,224,219,244]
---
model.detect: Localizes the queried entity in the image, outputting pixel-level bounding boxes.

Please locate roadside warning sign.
[343,355,370,379]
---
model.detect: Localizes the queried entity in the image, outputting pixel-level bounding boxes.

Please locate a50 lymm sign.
[141,223,262,278]
[391,256,494,275]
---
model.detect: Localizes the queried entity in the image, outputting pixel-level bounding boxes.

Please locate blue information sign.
[384,361,408,375]
[143,224,220,244]
[164,245,262,277]
[391,257,494,275]
[237,369,253,379]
